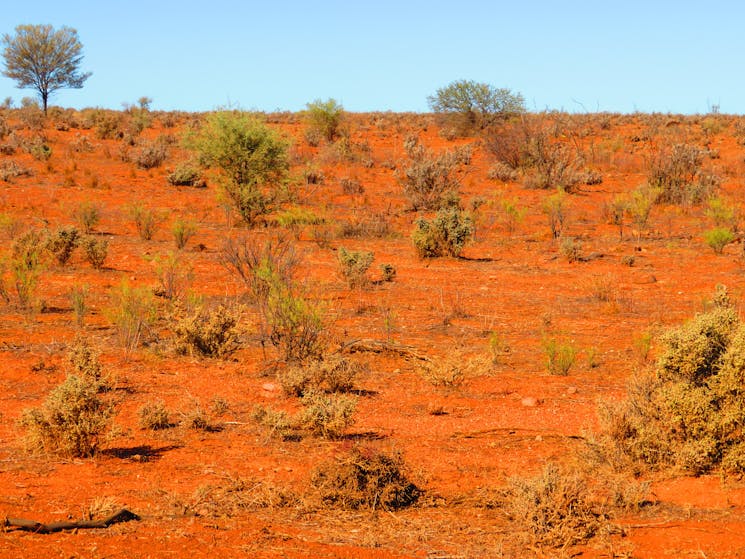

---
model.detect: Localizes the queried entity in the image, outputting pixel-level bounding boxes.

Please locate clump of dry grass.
[138,400,173,430]
[171,303,243,358]
[310,446,422,511]
[279,355,365,396]
[503,464,610,549]
[19,374,115,458]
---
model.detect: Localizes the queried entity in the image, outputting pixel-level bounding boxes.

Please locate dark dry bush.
[311,447,421,510]
[412,207,474,258]
[138,401,172,430]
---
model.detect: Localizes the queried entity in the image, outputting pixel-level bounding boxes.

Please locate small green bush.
[305,98,344,143]
[138,401,172,430]
[73,201,101,233]
[542,337,577,376]
[337,247,374,289]
[594,292,745,474]
[45,226,80,265]
[411,207,474,258]
[167,161,205,187]
[81,235,108,269]
[541,189,569,239]
[704,227,734,254]
[128,203,161,240]
[172,217,198,250]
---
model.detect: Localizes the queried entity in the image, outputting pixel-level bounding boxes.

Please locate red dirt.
[2,109,745,557]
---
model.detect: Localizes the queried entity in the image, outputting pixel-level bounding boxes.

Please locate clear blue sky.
[0,0,742,114]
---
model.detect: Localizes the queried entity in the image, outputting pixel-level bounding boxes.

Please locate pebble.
[262,382,278,392]
[566,386,578,395]
[521,396,539,407]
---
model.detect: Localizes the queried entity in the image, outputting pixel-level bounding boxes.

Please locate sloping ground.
[1,108,745,557]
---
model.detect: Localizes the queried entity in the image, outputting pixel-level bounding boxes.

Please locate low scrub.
[279,355,364,397]
[412,207,474,258]
[310,447,422,510]
[20,374,115,458]
[171,303,243,358]
[337,247,374,289]
[593,288,745,474]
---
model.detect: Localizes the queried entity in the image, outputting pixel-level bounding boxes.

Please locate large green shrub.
[428,79,525,135]
[185,111,289,225]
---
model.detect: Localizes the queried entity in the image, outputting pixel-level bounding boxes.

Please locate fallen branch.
[4,508,139,534]
[337,338,430,362]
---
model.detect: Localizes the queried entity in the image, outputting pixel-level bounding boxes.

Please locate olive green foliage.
[45,226,80,265]
[167,161,206,187]
[541,189,570,239]
[106,280,156,355]
[81,235,108,269]
[5,229,45,308]
[185,111,289,225]
[305,98,344,142]
[412,207,474,258]
[311,447,421,510]
[596,289,745,474]
[20,374,114,457]
[704,227,735,255]
[428,79,525,134]
[337,247,374,289]
[1,24,91,114]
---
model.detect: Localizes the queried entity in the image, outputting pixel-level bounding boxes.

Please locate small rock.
[393,368,401,374]
[521,396,539,407]
[262,382,278,392]
[566,386,578,395]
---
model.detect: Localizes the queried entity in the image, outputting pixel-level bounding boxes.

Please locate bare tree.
[2,24,91,115]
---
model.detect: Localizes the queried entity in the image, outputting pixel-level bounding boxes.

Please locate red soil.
[1,109,745,557]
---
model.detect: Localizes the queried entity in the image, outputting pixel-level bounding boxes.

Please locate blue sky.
[0,1,742,114]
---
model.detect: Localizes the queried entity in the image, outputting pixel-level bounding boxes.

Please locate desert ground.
[2,105,745,558]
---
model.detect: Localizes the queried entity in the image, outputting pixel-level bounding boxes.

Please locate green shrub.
[428,79,525,135]
[185,111,289,226]
[167,161,205,187]
[20,374,114,458]
[128,203,161,240]
[311,447,421,510]
[7,229,45,308]
[704,227,734,254]
[106,280,156,355]
[81,235,108,269]
[337,247,374,289]
[541,189,569,239]
[542,337,577,376]
[150,251,193,300]
[305,98,344,143]
[411,207,474,258]
[45,226,80,265]
[274,206,324,239]
[171,217,198,250]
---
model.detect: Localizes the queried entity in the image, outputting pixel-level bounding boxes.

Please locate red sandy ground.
[1,109,745,558]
